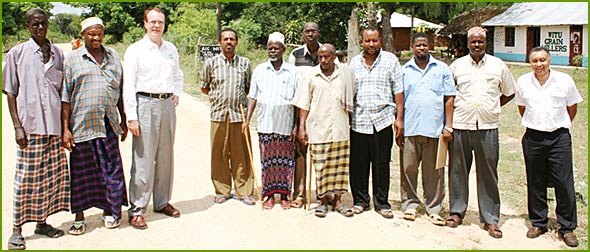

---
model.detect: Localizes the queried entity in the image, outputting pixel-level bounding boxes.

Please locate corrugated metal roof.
[390,12,443,29]
[482,2,588,26]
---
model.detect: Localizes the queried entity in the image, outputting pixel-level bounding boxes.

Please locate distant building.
[389,12,443,50]
[482,2,588,67]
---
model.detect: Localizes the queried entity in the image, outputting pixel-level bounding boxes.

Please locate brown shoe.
[483,224,503,239]
[445,214,462,228]
[154,204,180,218]
[526,226,547,239]
[561,232,578,247]
[129,215,148,230]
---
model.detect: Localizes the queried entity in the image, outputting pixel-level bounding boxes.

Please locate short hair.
[319,43,336,54]
[25,8,48,24]
[411,32,428,44]
[362,26,382,37]
[219,27,239,42]
[529,46,550,57]
[143,7,164,23]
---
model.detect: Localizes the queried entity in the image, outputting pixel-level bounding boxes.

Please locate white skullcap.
[467,26,487,37]
[268,32,285,45]
[81,17,104,32]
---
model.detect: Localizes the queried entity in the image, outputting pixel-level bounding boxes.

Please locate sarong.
[310,140,350,198]
[14,135,70,226]
[70,122,128,220]
[258,133,295,197]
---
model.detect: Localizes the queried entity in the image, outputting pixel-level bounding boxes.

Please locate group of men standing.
[3,7,582,250]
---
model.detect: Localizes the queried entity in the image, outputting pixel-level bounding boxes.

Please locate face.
[144,10,165,39]
[219,30,238,55]
[26,14,49,42]
[267,41,284,62]
[82,25,104,50]
[412,37,429,60]
[318,48,335,71]
[529,50,551,77]
[468,33,486,58]
[303,24,319,45]
[361,29,382,56]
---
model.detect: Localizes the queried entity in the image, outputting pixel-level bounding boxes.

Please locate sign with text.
[199,45,221,61]
[542,31,567,52]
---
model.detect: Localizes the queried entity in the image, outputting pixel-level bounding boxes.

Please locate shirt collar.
[264,60,290,73]
[28,38,54,56]
[80,45,111,63]
[407,55,437,71]
[142,35,167,50]
[221,53,237,63]
[312,63,340,80]
[303,42,323,56]
[470,53,488,66]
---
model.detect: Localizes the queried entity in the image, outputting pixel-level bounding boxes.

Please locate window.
[505,27,515,47]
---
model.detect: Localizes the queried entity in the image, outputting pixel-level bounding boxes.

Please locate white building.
[482,2,588,67]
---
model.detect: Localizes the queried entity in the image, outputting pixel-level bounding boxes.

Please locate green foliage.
[228,18,262,45]
[2,2,53,44]
[167,3,217,55]
[53,13,81,38]
[123,26,146,45]
[572,55,583,67]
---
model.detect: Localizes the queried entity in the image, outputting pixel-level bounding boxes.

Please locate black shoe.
[526,226,547,238]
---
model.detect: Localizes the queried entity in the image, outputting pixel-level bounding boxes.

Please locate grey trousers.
[448,129,500,224]
[128,96,176,215]
[401,136,445,215]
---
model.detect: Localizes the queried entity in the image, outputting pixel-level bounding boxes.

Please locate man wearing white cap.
[123,7,184,230]
[243,32,299,210]
[446,26,516,239]
[61,16,128,235]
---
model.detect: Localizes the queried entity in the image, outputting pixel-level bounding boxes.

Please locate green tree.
[53,13,81,38]
[166,3,217,54]
[2,2,53,37]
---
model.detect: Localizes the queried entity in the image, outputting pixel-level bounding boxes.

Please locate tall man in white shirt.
[446,27,515,239]
[123,7,184,230]
[515,47,582,247]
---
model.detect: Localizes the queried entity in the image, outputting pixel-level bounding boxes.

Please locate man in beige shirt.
[446,27,515,239]
[292,44,355,218]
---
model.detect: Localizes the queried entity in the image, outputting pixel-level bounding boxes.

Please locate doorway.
[570,25,583,65]
[526,27,540,63]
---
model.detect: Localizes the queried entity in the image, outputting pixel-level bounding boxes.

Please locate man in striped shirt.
[201,28,256,206]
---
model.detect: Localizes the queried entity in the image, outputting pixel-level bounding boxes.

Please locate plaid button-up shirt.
[61,46,123,143]
[349,50,404,134]
[200,54,252,123]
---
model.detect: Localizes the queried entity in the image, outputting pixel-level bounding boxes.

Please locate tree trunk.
[347,7,361,61]
[409,6,415,50]
[367,2,378,27]
[216,2,222,39]
[381,3,395,53]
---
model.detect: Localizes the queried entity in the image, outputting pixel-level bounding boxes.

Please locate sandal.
[335,204,354,217]
[315,204,328,218]
[429,213,445,226]
[263,197,275,210]
[7,233,26,250]
[102,215,121,229]
[280,200,291,210]
[213,194,232,204]
[236,195,256,206]
[68,220,86,235]
[403,208,417,221]
[290,197,304,208]
[34,223,64,238]
[445,214,462,228]
[484,224,503,239]
[377,208,394,219]
[352,205,367,214]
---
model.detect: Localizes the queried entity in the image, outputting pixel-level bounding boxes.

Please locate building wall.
[392,28,436,51]
[493,26,527,62]
[583,25,588,67]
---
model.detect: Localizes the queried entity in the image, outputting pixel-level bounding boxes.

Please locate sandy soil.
[1,44,571,250]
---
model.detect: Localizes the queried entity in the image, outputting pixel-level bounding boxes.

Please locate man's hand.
[120,121,128,141]
[15,127,27,149]
[62,129,75,151]
[128,120,140,136]
[298,127,309,145]
[394,119,404,148]
[289,125,298,142]
[172,94,179,107]
[442,128,453,142]
[241,122,249,134]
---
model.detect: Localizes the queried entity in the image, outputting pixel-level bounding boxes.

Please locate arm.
[122,47,140,136]
[442,96,454,142]
[290,107,299,142]
[394,92,404,147]
[242,98,257,133]
[500,94,515,106]
[118,73,128,142]
[567,104,577,122]
[298,109,309,145]
[61,102,75,151]
[6,94,27,148]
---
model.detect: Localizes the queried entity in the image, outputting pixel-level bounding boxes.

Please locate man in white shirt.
[515,47,582,247]
[123,7,184,230]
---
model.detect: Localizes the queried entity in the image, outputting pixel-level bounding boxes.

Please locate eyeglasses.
[147,20,165,26]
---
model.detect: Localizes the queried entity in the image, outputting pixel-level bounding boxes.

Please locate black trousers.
[349,126,393,210]
[522,128,577,234]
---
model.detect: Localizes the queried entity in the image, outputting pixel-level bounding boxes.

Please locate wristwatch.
[444,126,453,133]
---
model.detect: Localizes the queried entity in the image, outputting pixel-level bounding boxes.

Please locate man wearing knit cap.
[243,32,300,210]
[62,16,128,235]
[446,26,516,239]
[123,7,184,230]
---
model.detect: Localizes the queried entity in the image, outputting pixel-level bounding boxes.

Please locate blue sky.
[50,2,88,15]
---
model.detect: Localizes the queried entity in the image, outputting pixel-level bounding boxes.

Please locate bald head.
[319,44,336,54]
[318,43,337,72]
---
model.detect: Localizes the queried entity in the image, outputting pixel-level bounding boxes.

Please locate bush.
[167,5,217,55]
[228,18,262,47]
[572,55,583,67]
[123,26,146,44]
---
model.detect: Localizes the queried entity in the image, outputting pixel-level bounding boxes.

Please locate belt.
[137,92,173,100]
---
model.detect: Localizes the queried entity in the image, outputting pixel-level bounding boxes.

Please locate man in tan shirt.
[446,27,515,239]
[292,44,355,218]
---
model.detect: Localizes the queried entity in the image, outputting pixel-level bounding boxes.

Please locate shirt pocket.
[45,67,63,91]
[428,73,444,95]
[280,79,296,101]
[484,73,501,88]
[455,74,470,92]
[550,88,567,108]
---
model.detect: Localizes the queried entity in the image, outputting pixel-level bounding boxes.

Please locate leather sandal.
[352,205,366,214]
[280,200,291,210]
[263,197,275,210]
[154,204,181,218]
[484,224,503,239]
[445,214,462,228]
[377,209,394,219]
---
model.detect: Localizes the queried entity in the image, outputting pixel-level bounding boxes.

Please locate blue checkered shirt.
[62,46,123,143]
[349,50,404,134]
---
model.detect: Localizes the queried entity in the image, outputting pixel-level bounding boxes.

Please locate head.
[80,17,105,50]
[267,32,285,62]
[219,28,239,57]
[25,8,49,43]
[143,8,166,41]
[528,47,551,77]
[467,26,487,60]
[361,26,382,56]
[318,44,336,72]
[411,32,429,61]
[303,22,319,45]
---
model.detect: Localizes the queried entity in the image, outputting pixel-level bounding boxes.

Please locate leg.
[522,130,550,229]
[210,119,232,196]
[349,130,371,209]
[8,225,25,250]
[371,126,393,210]
[448,130,473,218]
[401,136,421,211]
[548,130,577,235]
[229,122,255,197]
[153,99,176,211]
[473,129,500,225]
[291,139,307,205]
[421,137,445,216]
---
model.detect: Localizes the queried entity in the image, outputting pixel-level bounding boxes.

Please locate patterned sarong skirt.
[13,135,70,226]
[69,123,128,220]
[310,140,350,198]
[258,133,295,198]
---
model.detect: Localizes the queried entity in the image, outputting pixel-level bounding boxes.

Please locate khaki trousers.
[210,118,254,197]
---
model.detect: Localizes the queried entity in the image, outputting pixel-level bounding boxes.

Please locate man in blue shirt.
[400,33,455,225]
